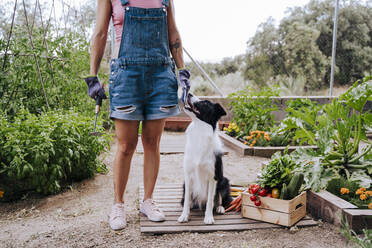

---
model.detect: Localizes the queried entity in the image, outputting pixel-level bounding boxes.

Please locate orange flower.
[340,188,350,195]
[251,140,257,145]
[244,141,248,145]
[360,188,366,192]
[360,193,368,201]
[356,189,363,195]
[369,202,372,209]
[366,191,372,197]
[0,191,3,198]
[249,144,254,148]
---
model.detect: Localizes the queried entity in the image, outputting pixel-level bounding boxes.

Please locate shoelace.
[111,204,125,219]
[148,200,162,213]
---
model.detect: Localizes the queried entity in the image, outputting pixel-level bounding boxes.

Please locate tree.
[243,0,372,89]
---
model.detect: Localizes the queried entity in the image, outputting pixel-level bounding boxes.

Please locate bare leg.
[113,119,140,203]
[141,119,166,201]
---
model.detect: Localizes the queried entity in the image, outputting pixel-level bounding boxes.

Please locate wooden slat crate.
[139,184,316,234]
[241,191,307,227]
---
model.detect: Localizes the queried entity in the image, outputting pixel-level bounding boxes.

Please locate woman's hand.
[178,69,191,104]
[84,76,107,100]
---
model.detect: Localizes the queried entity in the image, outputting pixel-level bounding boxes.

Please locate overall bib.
[109,0,180,120]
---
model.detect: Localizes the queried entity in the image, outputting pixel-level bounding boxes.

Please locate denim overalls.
[109,0,180,121]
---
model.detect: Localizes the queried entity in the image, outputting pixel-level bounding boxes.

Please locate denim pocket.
[130,16,164,49]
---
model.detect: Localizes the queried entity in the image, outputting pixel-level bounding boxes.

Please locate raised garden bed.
[307,190,372,233]
[219,131,317,157]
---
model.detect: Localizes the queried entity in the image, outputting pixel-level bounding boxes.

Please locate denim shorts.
[109,58,180,121]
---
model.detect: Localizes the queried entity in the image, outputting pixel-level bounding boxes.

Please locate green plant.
[326,178,371,209]
[259,150,296,189]
[0,108,111,201]
[228,86,279,137]
[340,217,372,248]
[285,77,372,191]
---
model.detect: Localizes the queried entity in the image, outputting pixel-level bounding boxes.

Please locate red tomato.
[250,195,257,201]
[254,200,262,206]
[259,189,268,197]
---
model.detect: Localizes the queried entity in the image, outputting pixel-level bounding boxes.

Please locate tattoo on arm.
[170,38,181,53]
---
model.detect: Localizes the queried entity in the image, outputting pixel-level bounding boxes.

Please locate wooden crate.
[242,191,307,227]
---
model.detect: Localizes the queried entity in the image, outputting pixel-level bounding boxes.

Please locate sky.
[174,0,311,62]
[34,0,326,62]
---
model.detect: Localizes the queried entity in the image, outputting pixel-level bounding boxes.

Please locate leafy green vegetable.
[259,150,296,188]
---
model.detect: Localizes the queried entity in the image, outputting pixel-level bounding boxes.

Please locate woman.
[85,0,191,230]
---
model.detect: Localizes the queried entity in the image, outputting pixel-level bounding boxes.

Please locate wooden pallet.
[139,184,318,235]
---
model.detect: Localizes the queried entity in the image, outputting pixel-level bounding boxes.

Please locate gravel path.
[0,132,352,248]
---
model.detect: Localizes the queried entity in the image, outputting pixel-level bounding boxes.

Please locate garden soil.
[0,132,352,248]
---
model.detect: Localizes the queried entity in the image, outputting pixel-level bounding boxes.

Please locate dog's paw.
[204,215,215,225]
[216,206,225,214]
[178,213,189,223]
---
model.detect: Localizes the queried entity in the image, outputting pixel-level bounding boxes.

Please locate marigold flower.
[366,191,372,197]
[340,188,349,195]
[369,202,372,209]
[0,191,3,198]
[360,193,368,201]
[244,141,248,145]
[249,144,254,148]
[360,188,366,192]
[356,189,363,195]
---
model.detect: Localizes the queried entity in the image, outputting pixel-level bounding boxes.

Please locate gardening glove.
[178,69,191,105]
[84,76,107,101]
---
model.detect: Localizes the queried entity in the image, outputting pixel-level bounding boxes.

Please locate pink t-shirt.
[111,0,164,45]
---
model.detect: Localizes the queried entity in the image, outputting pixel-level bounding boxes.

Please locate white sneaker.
[140,199,165,222]
[109,203,126,230]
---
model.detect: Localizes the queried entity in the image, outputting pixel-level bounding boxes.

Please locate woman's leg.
[141,119,166,200]
[113,119,140,203]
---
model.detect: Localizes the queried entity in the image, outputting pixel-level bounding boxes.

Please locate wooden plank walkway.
[139,184,318,235]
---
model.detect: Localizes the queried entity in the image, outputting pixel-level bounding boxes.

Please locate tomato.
[259,189,268,197]
[250,195,257,201]
[248,188,253,194]
[249,183,259,189]
[271,188,280,199]
[254,200,262,206]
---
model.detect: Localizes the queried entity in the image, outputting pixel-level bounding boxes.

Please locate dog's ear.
[214,103,226,117]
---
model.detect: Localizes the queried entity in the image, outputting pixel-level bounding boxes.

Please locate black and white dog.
[178,94,232,225]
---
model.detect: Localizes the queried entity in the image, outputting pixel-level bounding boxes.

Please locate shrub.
[0,109,111,201]
[228,86,279,136]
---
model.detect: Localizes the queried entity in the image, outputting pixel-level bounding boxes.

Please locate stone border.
[307,190,372,233]
[219,131,317,158]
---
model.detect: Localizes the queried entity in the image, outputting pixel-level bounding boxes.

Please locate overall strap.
[120,0,129,6]
[162,0,169,7]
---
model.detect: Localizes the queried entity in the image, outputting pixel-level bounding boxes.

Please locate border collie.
[178,93,232,225]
